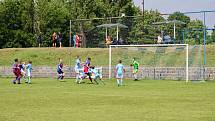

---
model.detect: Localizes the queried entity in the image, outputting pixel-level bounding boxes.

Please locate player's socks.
[120,79,123,85]
[135,74,138,80]
[17,77,21,84]
[25,77,28,83]
[12,79,16,84]
[79,78,82,84]
[133,74,138,81]
[28,77,31,84]
[76,74,79,82]
[117,79,120,86]
[23,76,27,81]
[13,77,17,84]
[89,76,93,83]
[57,76,61,80]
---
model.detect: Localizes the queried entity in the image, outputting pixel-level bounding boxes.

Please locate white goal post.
[109,44,189,82]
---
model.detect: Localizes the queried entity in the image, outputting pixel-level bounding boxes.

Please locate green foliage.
[185,20,204,44]
[0,1,214,48]
[166,12,190,42]
[168,12,191,24]
[129,10,165,44]
[209,27,215,44]
[0,0,36,48]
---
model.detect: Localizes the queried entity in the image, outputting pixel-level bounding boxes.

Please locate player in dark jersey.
[57,58,65,80]
[81,58,93,83]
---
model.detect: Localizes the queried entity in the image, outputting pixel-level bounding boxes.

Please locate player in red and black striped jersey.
[81,58,93,83]
[12,59,21,84]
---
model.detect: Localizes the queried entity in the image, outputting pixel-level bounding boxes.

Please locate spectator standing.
[157,34,163,44]
[105,36,112,48]
[76,34,81,48]
[37,32,43,47]
[58,32,63,48]
[52,32,57,47]
[73,32,76,48]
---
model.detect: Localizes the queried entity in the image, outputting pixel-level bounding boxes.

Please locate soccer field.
[0,78,215,121]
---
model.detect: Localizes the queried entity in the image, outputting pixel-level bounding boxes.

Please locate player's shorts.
[14,72,21,77]
[21,70,26,74]
[57,70,63,74]
[133,69,138,74]
[27,71,31,77]
[75,68,81,73]
[53,39,57,43]
[58,38,62,43]
[116,73,123,79]
[57,70,64,76]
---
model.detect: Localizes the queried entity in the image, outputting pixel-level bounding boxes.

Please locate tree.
[168,12,190,25]
[35,0,70,47]
[129,10,165,44]
[167,12,190,42]
[185,20,204,44]
[0,0,36,48]
[209,26,215,44]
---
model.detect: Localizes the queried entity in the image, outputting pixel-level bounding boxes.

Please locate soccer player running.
[12,59,21,84]
[74,56,82,83]
[20,61,27,81]
[57,58,65,80]
[82,58,93,83]
[115,60,125,87]
[91,66,105,85]
[130,58,139,81]
[26,61,33,84]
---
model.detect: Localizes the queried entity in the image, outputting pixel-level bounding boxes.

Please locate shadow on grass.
[59,80,67,82]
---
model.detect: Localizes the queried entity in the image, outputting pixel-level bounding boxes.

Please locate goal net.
[109,44,189,82]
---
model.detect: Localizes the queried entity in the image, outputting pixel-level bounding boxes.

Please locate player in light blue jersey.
[26,61,32,84]
[115,60,125,86]
[90,66,105,85]
[74,56,82,83]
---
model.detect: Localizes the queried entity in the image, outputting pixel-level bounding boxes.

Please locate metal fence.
[1,66,215,81]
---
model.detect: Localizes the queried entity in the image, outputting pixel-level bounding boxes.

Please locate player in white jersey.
[74,56,82,83]
[20,61,27,81]
[26,61,32,84]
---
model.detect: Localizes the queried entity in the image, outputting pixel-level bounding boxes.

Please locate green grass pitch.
[0,78,215,121]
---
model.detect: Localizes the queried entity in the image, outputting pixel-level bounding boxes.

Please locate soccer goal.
[109,44,189,82]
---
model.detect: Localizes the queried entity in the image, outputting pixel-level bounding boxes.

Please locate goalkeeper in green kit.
[130,58,139,81]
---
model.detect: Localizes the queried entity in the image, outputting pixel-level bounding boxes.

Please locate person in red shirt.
[82,58,93,83]
[76,34,81,48]
[12,59,21,84]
